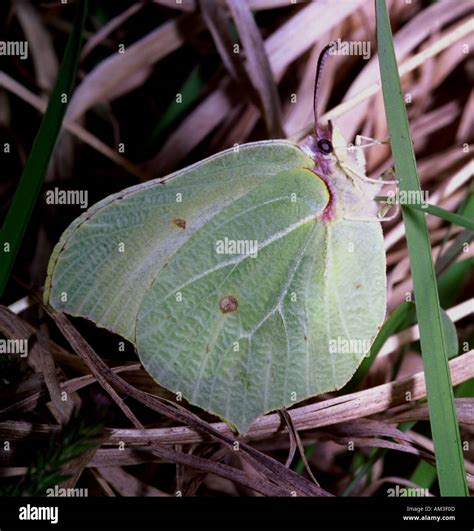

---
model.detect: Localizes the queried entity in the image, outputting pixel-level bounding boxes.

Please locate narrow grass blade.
[376,0,468,496]
[145,66,205,156]
[438,259,473,309]
[410,460,437,491]
[435,191,474,276]
[376,196,474,232]
[0,0,88,298]
[342,421,416,496]
[405,203,474,232]
[346,301,415,392]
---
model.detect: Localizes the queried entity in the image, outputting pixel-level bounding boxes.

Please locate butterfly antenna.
[313,44,333,134]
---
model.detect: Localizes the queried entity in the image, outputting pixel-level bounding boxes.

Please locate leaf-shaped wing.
[45,141,311,342]
[135,169,385,432]
[136,167,330,431]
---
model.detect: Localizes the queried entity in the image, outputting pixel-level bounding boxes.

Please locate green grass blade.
[345,301,415,392]
[375,0,468,496]
[145,66,205,155]
[342,421,416,496]
[405,203,474,232]
[410,460,437,491]
[376,196,474,232]
[0,0,88,298]
[438,258,473,309]
[435,191,474,276]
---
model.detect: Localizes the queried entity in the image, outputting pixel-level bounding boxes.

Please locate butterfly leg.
[373,167,399,186]
[380,167,397,180]
[346,135,389,152]
[341,162,398,186]
[342,201,400,223]
[342,214,380,222]
[376,201,400,222]
[372,168,400,220]
[355,134,389,148]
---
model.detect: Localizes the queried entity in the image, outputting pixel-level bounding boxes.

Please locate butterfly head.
[300,44,339,176]
[302,45,385,223]
[302,119,335,177]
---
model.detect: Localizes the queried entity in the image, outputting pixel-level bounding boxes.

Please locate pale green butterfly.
[44,45,387,433]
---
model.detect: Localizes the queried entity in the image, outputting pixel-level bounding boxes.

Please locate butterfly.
[45,45,389,433]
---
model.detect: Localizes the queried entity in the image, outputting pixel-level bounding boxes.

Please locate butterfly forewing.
[45,141,312,342]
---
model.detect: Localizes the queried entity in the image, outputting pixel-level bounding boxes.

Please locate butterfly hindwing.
[136,167,329,431]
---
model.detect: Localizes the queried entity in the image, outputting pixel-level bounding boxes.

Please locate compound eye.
[317,138,333,154]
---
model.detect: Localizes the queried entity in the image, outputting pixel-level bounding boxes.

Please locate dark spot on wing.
[219,295,239,313]
[355,283,362,289]
[172,218,186,229]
